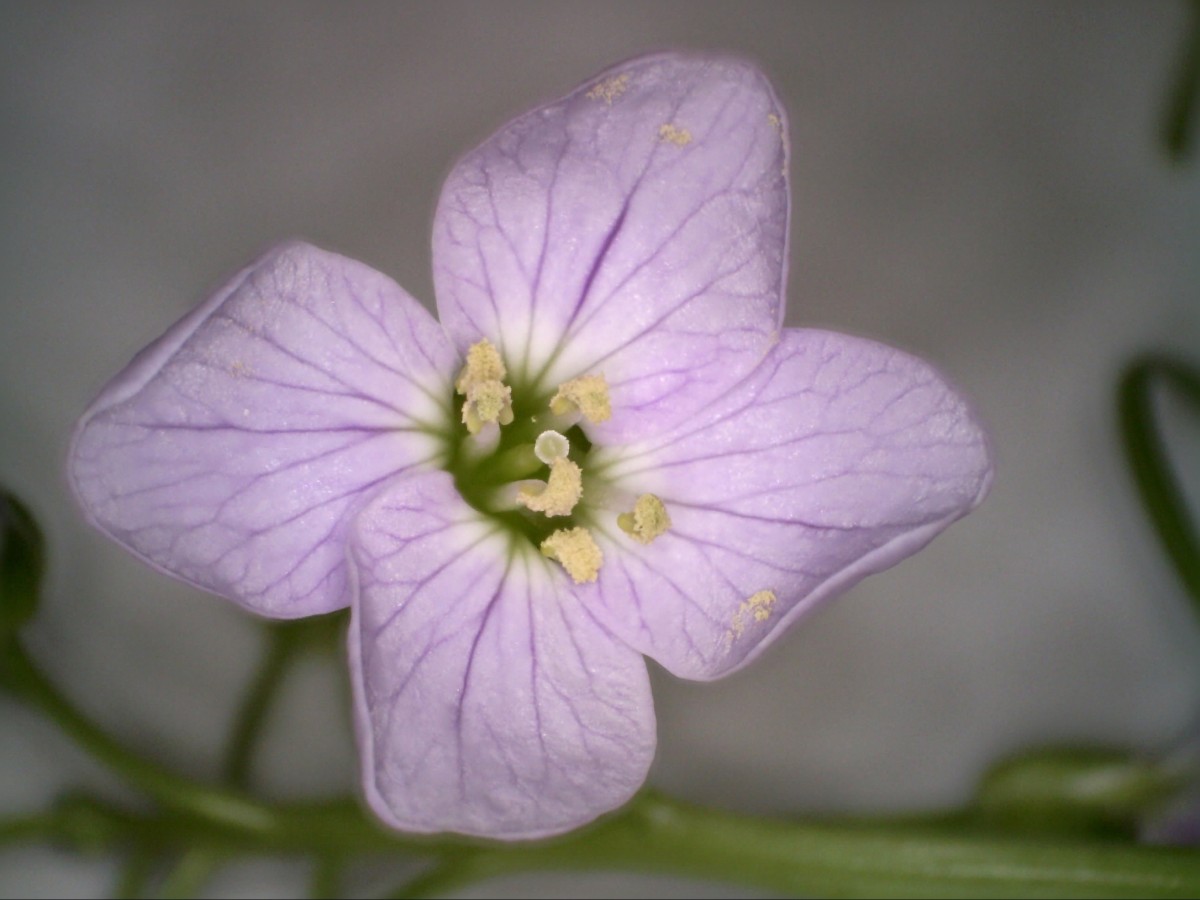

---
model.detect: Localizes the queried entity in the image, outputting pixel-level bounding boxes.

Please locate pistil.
[534,430,570,464]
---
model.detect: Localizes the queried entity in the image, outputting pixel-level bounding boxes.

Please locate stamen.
[616,493,671,544]
[550,374,611,423]
[455,339,513,434]
[461,380,513,434]
[455,339,506,393]
[461,420,501,458]
[534,430,570,464]
[541,527,603,583]
[517,458,583,517]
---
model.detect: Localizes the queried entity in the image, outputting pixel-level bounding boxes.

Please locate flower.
[68,53,993,839]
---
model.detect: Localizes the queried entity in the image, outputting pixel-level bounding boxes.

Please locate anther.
[456,339,513,434]
[517,458,583,517]
[541,527,603,583]
[617,493,671,544]
[550,374,611,423]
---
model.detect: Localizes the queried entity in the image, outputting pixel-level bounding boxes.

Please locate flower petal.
[69,242,458,618]
[433,53,789,442]
[348,468,655,839]
[587,328,993,680]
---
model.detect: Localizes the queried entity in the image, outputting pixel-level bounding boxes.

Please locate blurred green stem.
[221,620,310,789]
[158,848,222,899]
[113,847,157,900]
[388,791,1200,899]
[310,854,345,900]
[0,639,283,838]
[0,637,457,854]
[1162,0,1200,162]
[6,628,1200,898]
[1118,354,1200,611]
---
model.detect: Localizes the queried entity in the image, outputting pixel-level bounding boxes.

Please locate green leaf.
[973,747,1184,838]
[0,488,44,643]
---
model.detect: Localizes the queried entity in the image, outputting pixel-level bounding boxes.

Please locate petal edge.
[349,469,656,838]
[586,328,993,679]
[69,242,458,617]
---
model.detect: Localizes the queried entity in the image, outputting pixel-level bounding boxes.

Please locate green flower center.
[439,339,669,584]
[444,382,596,547]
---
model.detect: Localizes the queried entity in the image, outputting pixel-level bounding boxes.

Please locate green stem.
[0,639,458,855]
[113,847,157,900]
[0,812,59,846]
[310,855,345,900]
[0,640,301,840]
[9,630,1200,898]
[1162,0,1200,162]
[390,792,1200,899]
[221,621,307,789]
[392,858,470,898]
[1118,354,1200,610]
[159,847,222,899]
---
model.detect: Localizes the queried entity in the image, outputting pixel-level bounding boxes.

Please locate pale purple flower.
[68,53,992,839]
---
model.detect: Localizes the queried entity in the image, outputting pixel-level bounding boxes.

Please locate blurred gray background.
[2,2,1199,896]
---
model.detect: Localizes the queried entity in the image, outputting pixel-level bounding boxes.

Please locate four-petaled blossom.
[68,53,993,839]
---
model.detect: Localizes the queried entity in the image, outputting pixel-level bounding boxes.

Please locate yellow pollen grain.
[517,458,583,517]
[766,113,788,177]
[658,123,692,146]
[550,374,611,423]
[541,527,603,584]
[617,493,671,545]
[586,73,630,105]
[731,589,777,638]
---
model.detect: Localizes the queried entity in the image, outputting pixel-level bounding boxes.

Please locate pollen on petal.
[658,123,692,146]
[550,374,611,423]
[517,458,583,517]
[731,589,777,638]
[541,526,603,584]
[617,494,671,545]
[585,73,630,105]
